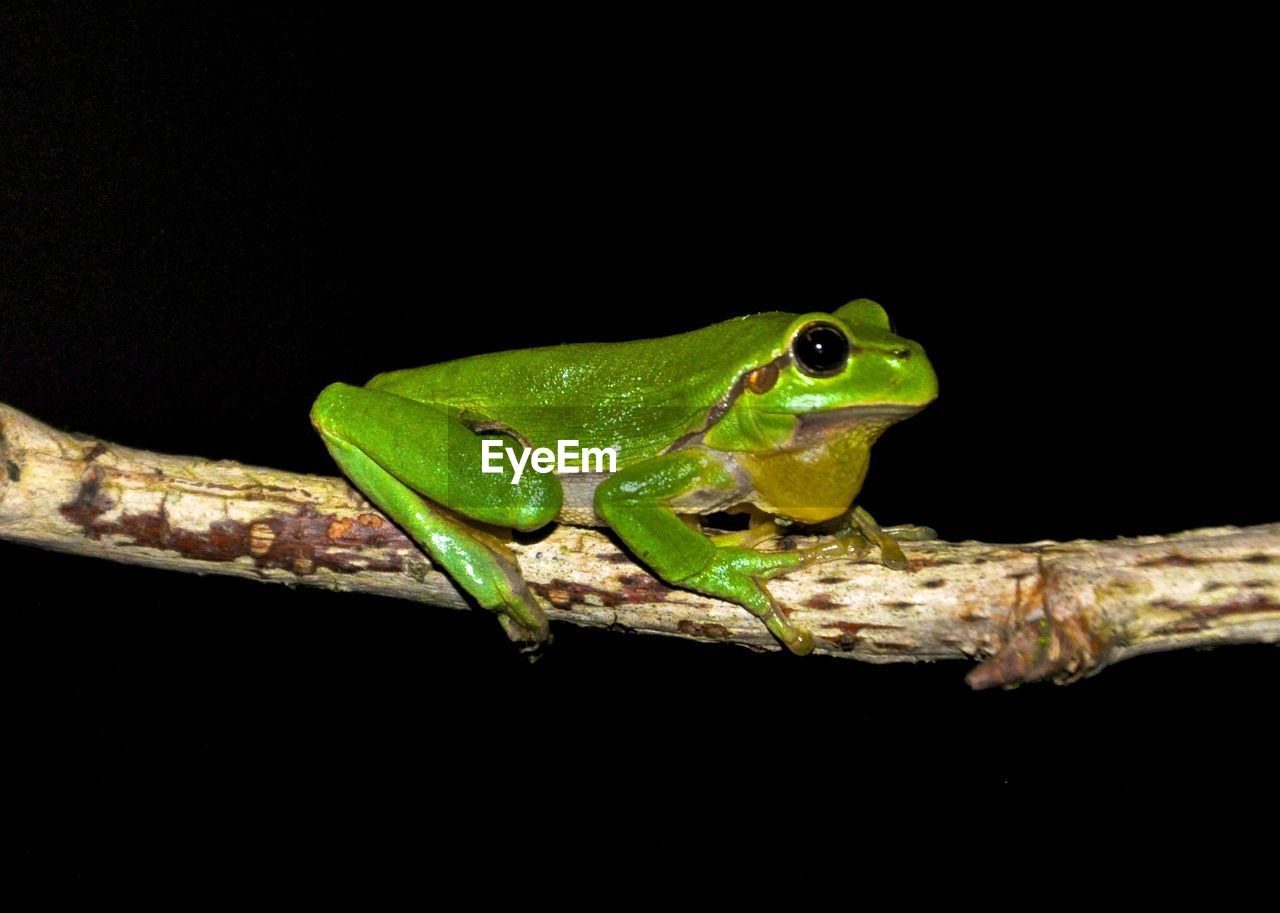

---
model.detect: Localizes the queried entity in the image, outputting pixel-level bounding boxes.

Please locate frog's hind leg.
[310,383,562,649]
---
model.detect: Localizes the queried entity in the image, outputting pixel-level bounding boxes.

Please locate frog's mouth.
[768,403,926,449]
[782,402,928,427]
[721,402,923,457]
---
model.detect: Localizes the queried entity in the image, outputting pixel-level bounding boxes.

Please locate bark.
[1,400,1276,687]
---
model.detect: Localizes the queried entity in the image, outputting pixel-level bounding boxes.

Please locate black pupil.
[794,324,849,375]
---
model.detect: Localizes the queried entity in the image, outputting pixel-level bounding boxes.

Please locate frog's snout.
[884,339,937,404]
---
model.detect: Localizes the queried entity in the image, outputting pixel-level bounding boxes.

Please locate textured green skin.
[310,299,937,654]
[364,312,795,463]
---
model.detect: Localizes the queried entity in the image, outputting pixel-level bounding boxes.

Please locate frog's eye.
[792,322,850,377]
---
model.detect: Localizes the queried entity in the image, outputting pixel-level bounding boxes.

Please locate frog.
[310,298,937,655]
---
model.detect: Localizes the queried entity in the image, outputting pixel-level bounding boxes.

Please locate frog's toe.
[496,586,551,648]
[779,531,873,573]
[498,612,552,660]
[881,524,937,542]
[876,537,909,570]
[764,613,815,656]
[786,626,816,656]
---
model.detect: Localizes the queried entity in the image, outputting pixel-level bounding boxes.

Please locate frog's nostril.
[891,347,910,359]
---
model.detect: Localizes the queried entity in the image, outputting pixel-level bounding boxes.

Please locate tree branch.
[2,401,1276,687]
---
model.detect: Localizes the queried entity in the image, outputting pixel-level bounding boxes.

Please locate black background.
[3,4,1275,888]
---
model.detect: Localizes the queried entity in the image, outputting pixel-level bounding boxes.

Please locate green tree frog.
[311,299,936,654]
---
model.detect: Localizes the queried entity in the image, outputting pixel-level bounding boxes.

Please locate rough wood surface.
[2,401,1276,687]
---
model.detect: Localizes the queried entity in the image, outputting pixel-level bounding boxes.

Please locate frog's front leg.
[594,451,817,655]
[310,383,561,648]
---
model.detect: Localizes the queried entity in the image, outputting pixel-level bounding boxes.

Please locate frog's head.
[752,298,936,415]
[704,299,937,453]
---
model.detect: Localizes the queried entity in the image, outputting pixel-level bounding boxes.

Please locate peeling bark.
[1,401,1277,687]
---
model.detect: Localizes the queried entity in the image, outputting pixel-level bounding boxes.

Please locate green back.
[367,312,796,464]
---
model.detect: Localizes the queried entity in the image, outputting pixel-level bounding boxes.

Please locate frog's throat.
[735,417,895,523]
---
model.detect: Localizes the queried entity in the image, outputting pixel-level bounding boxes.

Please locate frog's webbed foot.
[483,535,555,657]
[786,526,877,569]
[711,508,930,575]
[846,506,912,569]
[667,545,815,655]
[792,507,929,571]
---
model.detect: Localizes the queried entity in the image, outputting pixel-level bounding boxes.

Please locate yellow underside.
[735,425,881,523]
